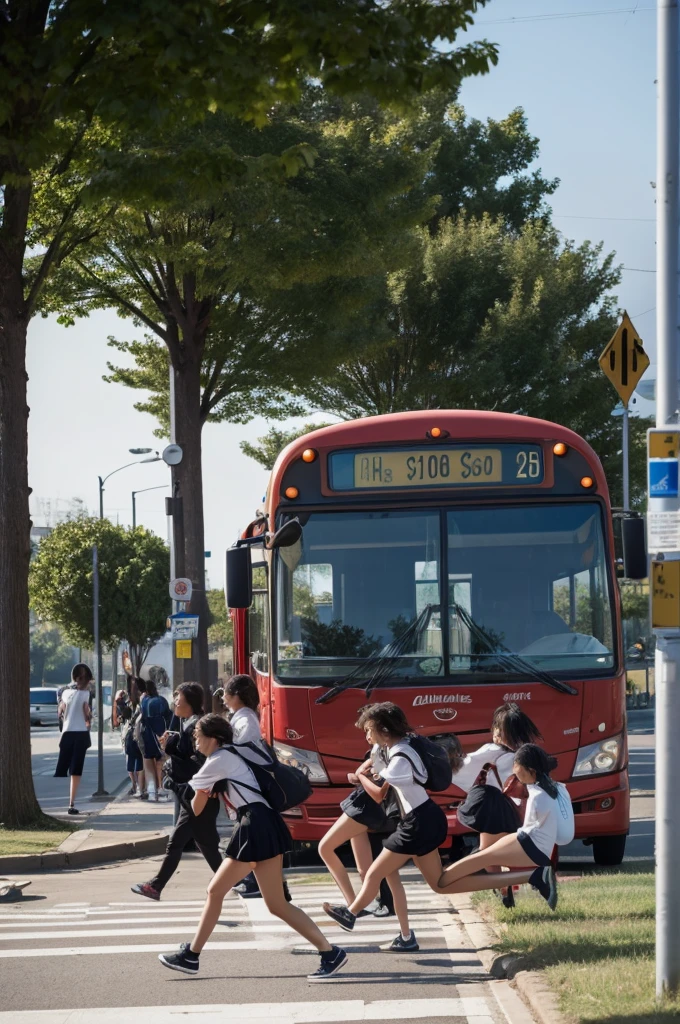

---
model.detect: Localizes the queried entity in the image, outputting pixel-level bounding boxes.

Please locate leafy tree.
[29,519,169,676]
[294,214,645,506]
[29,623,74,687]
[301,618,381,659]
[241,423,335,471]
[207,589,233,651]
[0,0,495,826]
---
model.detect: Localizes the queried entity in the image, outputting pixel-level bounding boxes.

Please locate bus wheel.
[591,834,627,866]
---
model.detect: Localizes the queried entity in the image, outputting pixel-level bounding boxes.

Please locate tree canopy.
[29,519,170,674]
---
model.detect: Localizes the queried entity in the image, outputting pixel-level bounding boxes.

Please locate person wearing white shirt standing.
[54,664,93,814]
[438,743,575,911]
[158,714,348,982]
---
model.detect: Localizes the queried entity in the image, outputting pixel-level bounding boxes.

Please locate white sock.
[401,930,411,941]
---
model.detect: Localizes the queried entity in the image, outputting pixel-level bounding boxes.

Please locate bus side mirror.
[268,518,302,550]
[622,517,647,580]
[225,546,252,609]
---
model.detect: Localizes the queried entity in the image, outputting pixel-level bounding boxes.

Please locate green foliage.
[295,213,646,506]
[206,589,233,650]
[29,518,170,666]
[241,423,335,471]
[29,623,74,686]
[620,582,649,623]
[300,618,381,659]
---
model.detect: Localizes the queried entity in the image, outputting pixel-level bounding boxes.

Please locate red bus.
[227,410,641,866]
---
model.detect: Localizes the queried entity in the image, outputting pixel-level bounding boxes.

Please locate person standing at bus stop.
[54,664,93,814]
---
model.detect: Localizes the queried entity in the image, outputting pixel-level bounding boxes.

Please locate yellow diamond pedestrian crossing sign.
[599,311,649,406]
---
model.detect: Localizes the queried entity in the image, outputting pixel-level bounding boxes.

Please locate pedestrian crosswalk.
[0,878,506,1023]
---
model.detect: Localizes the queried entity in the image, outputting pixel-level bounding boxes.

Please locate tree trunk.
[171,355,210,707]
[0,312,42,825]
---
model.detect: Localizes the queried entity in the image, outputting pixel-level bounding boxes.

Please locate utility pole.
[92,545,107,797]
[654,0,680,999]
[622,404,630,511]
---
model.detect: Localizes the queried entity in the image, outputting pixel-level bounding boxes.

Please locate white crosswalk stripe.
[0,881,501,1024]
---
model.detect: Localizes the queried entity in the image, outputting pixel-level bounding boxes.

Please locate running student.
[452,702,541,907]
[318,707,412,950]
[438,744,575,910]
[158,714,347,982]
[223,675,291,902]
[322,702,449,937]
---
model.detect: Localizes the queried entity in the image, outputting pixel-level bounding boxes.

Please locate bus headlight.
[273,742,329,784]
[572,733,624,777]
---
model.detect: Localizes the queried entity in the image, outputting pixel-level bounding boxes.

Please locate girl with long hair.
[158,714,347,982]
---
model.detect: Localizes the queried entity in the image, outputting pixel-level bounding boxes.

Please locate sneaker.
[322,903,356,932]
[530,866,558,911]
[372,903,393,918]
[382,931,419,953]
[131,882,161,902]
[67,806,79,815]
[139,791,149,801]
[360,898,381,917]
[158,942,199,975]
[307,946,348,982]
[284,881,293,904]
[499,886,515,909]
[234,876,262,898]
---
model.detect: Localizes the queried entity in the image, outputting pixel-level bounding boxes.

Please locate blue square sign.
[650,459,679,498]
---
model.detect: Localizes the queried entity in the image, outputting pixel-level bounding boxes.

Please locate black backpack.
[224,741,313,813]
[393,735,452,792]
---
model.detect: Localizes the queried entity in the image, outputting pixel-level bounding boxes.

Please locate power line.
[630,306,656,319]
[622,267,656,273]
[478,6,654,26]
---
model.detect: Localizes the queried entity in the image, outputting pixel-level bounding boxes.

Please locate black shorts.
[340,787,390,832]
[383,799,448,858]
[224,803,293,863]
[55,731,91,777]
[516,829,552,867]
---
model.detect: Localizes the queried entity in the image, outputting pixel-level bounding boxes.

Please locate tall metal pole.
[655,0,680,999]
[132,492,137,529]
[622,404,630,510]
[98,477,104,520]
[92,545,107,796]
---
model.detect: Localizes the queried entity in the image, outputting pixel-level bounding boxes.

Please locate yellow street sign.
[650,431,680,460]
[652,560,680,629]
[176,639,192,659]
[599,311,650,406]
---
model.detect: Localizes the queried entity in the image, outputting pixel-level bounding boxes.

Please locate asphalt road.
[0,860,515,1024]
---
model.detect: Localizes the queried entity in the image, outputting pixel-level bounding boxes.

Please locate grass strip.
[0,827,74,856]
[474,868,680,1023]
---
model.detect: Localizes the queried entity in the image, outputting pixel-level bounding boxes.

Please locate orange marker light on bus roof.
[284,487,299,500]
[430,426,442,438]
[302,448,317,463]
[553,442,568,456]
[580,476,594,489]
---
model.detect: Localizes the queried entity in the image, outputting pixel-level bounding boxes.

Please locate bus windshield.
[275,504,615,683]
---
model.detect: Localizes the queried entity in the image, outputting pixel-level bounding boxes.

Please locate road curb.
[449,892,569,1024]
[0,830,170,874]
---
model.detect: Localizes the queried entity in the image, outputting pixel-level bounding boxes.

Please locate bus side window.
[250,563,269,673]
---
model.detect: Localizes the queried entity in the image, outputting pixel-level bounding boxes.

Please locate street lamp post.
[132,484,170,529]
[92,448,164,798]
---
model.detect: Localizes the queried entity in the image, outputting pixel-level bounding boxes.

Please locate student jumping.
[158,714,347,982]
[438,743,575,909]
[321,702,449,938]
[319,706,412,950]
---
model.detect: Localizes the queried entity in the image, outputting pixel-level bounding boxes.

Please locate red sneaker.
[131,882,160,901]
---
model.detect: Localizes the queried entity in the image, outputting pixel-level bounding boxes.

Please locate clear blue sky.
[27,0,659,578]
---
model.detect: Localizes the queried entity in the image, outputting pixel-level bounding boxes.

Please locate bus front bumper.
[281,770,630,844]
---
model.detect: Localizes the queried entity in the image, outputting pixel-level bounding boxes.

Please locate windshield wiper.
[315,605,438,706]
[451,603,578,696]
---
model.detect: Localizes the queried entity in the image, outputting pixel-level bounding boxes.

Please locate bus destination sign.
[328,445,544,491]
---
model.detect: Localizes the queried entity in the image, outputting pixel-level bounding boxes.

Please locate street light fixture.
[98,451,162,519]
[132,484,170,529]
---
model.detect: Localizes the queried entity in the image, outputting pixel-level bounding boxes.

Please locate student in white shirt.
[453,703,542,906]
[321,702,449,941]
[439,743,575,911]
[54,664,93,814]
[222,674,290,902]
[158,713,348,982]
[319,728,411,951]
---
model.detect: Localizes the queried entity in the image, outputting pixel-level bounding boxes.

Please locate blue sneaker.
[307,946,348,982]
[530,866,558,911]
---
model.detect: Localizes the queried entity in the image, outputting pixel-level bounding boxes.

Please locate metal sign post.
[92,544,107,797]
[654,0,680,999]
